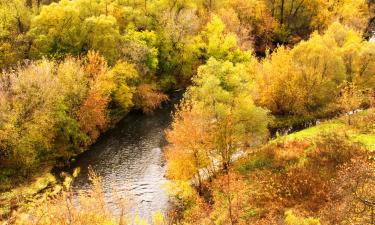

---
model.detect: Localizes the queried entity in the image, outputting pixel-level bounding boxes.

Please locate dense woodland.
[0,0,375,224]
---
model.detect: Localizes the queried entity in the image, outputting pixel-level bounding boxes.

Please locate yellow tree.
[165,101,213,188]
[336,82,364,125]
[255,25,348,118]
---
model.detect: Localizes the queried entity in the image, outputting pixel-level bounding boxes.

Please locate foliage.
[0,0,375,223]
[209,172,248,225]
[77,87,109,141]
[13,170,117,225]
[133,84,168,114]
[165,101,212,185]
[219,0,276,53]
[11,169,168,225]
[351,109,375,134]
[0,0,31,67]
[258,35,344,116]
[166,57,270,189]
[29,0,120,62]
[173,109,374,224]
[255,22,375,121]
[284,210,321,225]
[323,154,375,225]
[111,61,139,110]
[190,15,253,64]
[0,52,138,174]
[336,82,365,125]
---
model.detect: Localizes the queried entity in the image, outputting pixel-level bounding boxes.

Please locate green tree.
[189,58,270,170]
[191,15,252,64]
[29,0,121,62]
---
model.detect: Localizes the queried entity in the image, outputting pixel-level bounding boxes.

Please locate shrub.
[308,132,364,173]
[133,84,168,113]
[351,109,375,133]
[261,140,310,169]
[284,210,321,225]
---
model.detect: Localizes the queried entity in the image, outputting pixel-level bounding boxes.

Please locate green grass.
[236,153,273,174]
[284,122,345,140]
[275,111,375,151]
[349,133,375,151]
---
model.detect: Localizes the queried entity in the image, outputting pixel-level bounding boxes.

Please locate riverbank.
[0,91,182,223]
[169,108,375,224]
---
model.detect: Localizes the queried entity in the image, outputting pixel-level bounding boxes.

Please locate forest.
[0,0,374,224]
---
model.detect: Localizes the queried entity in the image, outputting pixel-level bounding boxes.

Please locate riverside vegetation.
[0,0,375,224]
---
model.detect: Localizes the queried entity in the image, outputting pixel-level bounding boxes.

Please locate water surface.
[68,100,176,222]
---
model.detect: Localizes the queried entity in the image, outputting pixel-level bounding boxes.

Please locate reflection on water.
[68,100,175,222]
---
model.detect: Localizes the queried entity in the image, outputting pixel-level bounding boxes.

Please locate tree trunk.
[144,0,147,15]
[280,0,285,24]
[26,0,33,8]
[17,17,24,34]
[348,114,351,126]
[226,173,234,225]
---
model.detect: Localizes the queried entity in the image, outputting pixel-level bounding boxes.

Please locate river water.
[67,97,177,222]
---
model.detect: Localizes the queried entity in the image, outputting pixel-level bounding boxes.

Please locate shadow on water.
[60,92,181,222]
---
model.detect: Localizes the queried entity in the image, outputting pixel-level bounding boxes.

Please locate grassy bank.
[277,110,375,151]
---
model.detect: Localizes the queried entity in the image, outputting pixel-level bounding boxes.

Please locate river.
[66,95,178,222]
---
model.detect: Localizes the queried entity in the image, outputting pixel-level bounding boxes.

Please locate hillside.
[169,109,375,224]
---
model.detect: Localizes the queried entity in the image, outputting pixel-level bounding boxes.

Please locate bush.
[284,210,321,225]
[351,109,375,133]
[261,140,310,169]
[236,153,273,173]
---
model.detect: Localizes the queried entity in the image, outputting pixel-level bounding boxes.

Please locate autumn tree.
[166,57,270,183]
[255,25,348,119]
[336,82,364,125]
[210,172,248,225]
[133,84,168,114]
[165,101,213,188]
[0,0,32,67]
[111,61,139,111]
[77,87,109,142]
[324,23,375,90]
[28,0,122,62]
[314,0,371,32]
[264,0,319,42]
[218,0,276,54]
[191,15,252,64]
[192,58,270,170]
[121,28,158,78]
[0,59,89,170]
[0,51,141,173]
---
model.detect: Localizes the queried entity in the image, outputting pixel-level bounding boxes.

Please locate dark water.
[67,98,177,222]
